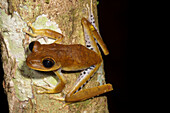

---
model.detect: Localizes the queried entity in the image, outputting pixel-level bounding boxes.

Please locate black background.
[0,0,128,112]
[98,0,128,113]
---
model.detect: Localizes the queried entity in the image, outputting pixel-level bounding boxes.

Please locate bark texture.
[0,0,109,112]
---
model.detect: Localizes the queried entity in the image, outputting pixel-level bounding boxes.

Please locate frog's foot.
[27,22,32,27]
[33,79,65,94]
[22,28,28,33]
[43,78,55,88]
[33,82,57,94]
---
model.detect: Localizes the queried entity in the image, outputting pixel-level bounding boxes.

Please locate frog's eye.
[29,41,41,52]
[29,41,35,52]
[42,58,55,68]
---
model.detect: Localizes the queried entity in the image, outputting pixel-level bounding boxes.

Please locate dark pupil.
[43,58,54,68]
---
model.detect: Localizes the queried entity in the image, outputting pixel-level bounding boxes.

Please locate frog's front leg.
[34,69,66,94]
[23,22,43,38]
[23,22,64,43]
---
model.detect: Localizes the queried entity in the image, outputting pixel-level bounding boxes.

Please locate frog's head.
[26,41,61,71]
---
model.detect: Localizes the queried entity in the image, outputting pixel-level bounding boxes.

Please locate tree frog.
[23,2,113,103]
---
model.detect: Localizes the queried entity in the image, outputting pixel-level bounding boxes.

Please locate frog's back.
[44,43,102,71]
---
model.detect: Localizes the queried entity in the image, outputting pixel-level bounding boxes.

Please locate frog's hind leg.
[83,0,109,55]
[64,63,113,102]
[81,18,100,55]
[63,16,113,102]
[81,17,109,55]
[87,0,97,30]
[65,62,113,102]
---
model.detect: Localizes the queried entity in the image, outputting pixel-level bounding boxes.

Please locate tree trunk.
[0,0,109,112]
